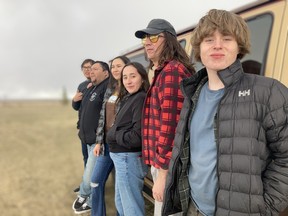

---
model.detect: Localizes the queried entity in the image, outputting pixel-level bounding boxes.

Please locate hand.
[87,82,93,89]
[73,91,83,102]
[152,169,168,202]
[93,144,101,156]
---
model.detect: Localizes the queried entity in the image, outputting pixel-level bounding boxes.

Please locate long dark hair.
[147,32,195,74]
[108,56,130,91]
[117,62,150,103]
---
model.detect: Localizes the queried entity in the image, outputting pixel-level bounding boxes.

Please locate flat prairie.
[0,101,116,216]
[5,101,285,216]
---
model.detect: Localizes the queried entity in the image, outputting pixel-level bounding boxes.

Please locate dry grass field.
[0,101,117,216]
[1,101,285,216]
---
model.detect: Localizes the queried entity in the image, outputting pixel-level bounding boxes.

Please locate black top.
[106,90,146,153]
[72,79,91,129]
[78,78,109,145]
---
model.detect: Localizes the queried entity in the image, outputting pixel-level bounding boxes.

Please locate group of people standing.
[71,8,288,216]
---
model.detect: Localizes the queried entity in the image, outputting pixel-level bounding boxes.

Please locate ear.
[104,70,109,77]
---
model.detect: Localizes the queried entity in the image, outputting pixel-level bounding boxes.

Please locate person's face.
[122,65,143,94]
[82,63,92,79]
[200,30,239,73]
[111,58,126,81]
[142,34,165,64]
[90,63,108,84]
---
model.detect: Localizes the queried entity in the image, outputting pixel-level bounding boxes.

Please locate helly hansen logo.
[238,89,250,97]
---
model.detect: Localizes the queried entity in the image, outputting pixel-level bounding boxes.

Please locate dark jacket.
[78,78,108,145]
[163,60,288,216]
[72,79,91,129]
[106,90,146,153]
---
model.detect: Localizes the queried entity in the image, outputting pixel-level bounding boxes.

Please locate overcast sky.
[0,0,256,100]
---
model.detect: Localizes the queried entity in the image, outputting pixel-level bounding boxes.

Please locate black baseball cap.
[135,19,177,38]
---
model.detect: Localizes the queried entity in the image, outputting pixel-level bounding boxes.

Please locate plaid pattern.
[178,78,207,215]
[95,87,116,155]
[95,87,113,144]
[142,60,191,169]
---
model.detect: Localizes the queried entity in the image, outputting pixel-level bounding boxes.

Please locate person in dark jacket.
[72,61,110,214]
[163,9,288,216]
[90,55,130,216]
[106,62,150,216]
[135,18,195,216]
[72,58,94,169]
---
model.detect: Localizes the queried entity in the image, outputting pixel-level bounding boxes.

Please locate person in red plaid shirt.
[135,19,195,216]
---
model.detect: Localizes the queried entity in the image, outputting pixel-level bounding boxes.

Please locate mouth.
[211,53,224,58]
[146,48,154,52]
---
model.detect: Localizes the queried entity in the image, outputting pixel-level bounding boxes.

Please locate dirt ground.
[0,101,153,216]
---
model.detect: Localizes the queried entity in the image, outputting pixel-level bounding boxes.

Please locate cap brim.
[135,28,163,38]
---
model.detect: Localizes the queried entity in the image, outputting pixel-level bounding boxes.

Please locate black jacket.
[78,78,108,145]
[72,79,91,129]
[106,90,146,153]
[163,60,288,216]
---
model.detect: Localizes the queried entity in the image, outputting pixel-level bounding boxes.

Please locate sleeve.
[72,99,81,111]
[155,63,188,169]
[95,88,111,144]
[263,81,288,214]
[115,94,145,149]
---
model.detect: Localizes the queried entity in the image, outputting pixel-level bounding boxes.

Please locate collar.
[181,59,244,98]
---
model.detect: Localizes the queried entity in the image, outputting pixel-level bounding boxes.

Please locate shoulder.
[129,91,146,102]
[243,73,287,92]
[161,60,191,78]
[78,80,90,90]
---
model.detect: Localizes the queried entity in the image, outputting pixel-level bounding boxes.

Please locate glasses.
[82,66,91,71]
[141,34,164,45]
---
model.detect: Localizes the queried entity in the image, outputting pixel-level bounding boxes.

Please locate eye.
[223,35,234,41]
[204,38,213,43]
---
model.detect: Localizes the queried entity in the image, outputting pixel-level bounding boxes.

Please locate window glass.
[128,53,149,68]
[241,13,272,75]
[179,39,186,49]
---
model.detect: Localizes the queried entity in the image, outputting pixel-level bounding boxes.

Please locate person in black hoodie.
[106,62,150,216]
[72,59,94,144]
[72,61,110,214]
[71,58,94,193]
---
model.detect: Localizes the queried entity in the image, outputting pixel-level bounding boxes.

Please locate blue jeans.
[81,140,88,167]
[110,152,148,216]
[90,143,115,216]
[79,144,97,201]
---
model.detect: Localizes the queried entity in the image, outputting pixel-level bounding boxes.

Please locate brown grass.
[0,101,116,216]
[5,101,284,216]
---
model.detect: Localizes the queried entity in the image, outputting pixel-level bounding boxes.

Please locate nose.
[126,77,132,83]
[213,38,223,49]
[142,38,152,46]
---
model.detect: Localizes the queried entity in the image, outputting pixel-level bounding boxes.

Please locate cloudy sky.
[0,0,256,100]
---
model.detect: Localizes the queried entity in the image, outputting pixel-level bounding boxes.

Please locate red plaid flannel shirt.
[142,60,192,169]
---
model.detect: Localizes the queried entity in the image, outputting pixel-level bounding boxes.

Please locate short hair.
[191,9,251,62]
[81,59,94,69]
[94,61,110,73]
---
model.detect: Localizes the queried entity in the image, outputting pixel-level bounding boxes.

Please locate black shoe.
[73,186,80,193]
[74,203,91,214]
[72,196,87,210]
